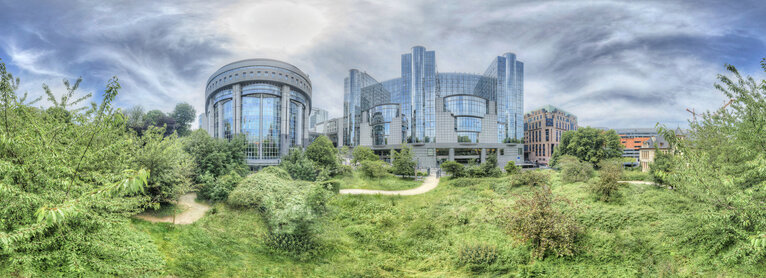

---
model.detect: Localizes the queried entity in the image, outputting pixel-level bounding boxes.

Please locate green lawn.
[132,171,764,277]
[334,171,423,191]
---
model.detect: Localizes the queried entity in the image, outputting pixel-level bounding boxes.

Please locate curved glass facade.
[444,95,487,117]
[204,59,311,166]
[370,104,398,145]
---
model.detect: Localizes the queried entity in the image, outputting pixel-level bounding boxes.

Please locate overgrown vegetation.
[558,155,594,183]
[589,159,623,202]
[551,127,623,166]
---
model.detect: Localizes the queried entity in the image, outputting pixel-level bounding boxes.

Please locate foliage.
[0,62,163,275]
[170,102,196,137]
[503,186,579,259]
[650,150,674,185]
[130,126,194,203]
[335,170,421,191]
[183,129,248,181]
[43,77,92,113]
[457,243,498,267]
[441,161,465,178]
[359,160,390,179]
[198,171,243,202]
[511,170,551,187]
[552,127,623,166]
[590,159,623,202]
[226,170,333,254]
[280,148,318,181]
[659,61,766,264]
[450,178,479,187]
[305,135,338,172]
[505,160,520,175]
[392,144,416,176]
[559,155,594,183]
[477,153,502,178]
[351,145,378,165]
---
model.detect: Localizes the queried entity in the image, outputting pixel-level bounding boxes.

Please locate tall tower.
[401,46,437,143]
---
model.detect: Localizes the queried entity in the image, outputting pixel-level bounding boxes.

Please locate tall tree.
[305,135,338,171]
[171,102,196,136]
[392,144,416,176]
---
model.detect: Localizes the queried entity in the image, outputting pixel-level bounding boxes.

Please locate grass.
[334,171,423,191]
[132,171,765,277]
[141,203,186,218]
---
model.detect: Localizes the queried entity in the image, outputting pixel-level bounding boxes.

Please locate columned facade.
[201,59,312,167]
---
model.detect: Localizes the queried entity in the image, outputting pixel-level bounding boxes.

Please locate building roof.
[526,104,576,118]
[641,135,670,149]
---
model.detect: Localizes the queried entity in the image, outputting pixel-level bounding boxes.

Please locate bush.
[457,243,498,266]
[441,161,465,178]
[451,178,478,187]
[559,155,594,183]
[511,170,551,187]
[622,170,650,181]
[280,148,318,181]
[352,146,378,165]
[334,164,353,177]
[503,186,579,259]
[183,129,248,180]
[590,159,623,202]
[198,171,243,202]
[650,150,674,185]
[227,171,333,254]
[359,160,390,179]
[416,171,428,177]
[505,161,520,175]
[131,126,194,203]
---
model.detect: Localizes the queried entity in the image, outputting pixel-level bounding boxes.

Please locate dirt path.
[618,180,655,185]
[340,173,440,196]
[134,192,210,224]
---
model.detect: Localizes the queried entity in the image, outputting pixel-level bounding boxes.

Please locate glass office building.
[202,59,311,167]
[340,46,525,168]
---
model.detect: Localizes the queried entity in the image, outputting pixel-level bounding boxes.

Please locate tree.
[559,155,594,183]
[144,109,177,136]
[125,105,146,134]
[553,127,623,166]
[649,149,673,185]
[171,102,196,137]
[182,129,248,181]
[0,62,162,275]
[505,161,520,175]
[351,145,378,165]
[280,148,318,181]
[392,144,416,176]
[305,135,338,171]
[441,161,465,178]
[478,153,502,177]
[43,77,92,113]
[131,126,194,203]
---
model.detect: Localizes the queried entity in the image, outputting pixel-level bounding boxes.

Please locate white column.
[232,84,241,134]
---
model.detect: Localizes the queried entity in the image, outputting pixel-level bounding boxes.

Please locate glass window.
[222,100,233,140]
[241,94,281,160]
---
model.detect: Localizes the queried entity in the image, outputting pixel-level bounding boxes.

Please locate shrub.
[280,148,318,181]
[198,171,243,202]
[559,155,594,183]
[503,186,579,259]
[183,129,248,180]
[650,150,674,185]
[334,164,353,177]
[351,146,378,165]
[227,171,333,254]
[457,243,498,266]
[478,153,502,178]
[511,170,551,187]
[131,126,194,203]
[590,159,623,202]
[392,144,416,176]
[359,160,390,179]
[441,161,465,178]
[505,160,520,175]
[416,171,428,176]
[451,178,478,187]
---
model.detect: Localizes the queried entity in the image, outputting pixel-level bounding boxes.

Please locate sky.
[1,0,764,129]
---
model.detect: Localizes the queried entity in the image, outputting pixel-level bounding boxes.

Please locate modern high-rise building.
[524,105,578,165]
[614,128,658,162]
[309,108,328,132]
[340,46,525,168]
[200,59,312,168]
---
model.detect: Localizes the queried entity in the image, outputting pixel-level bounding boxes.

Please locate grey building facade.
[201,59,312,167]
[340,46,525,168]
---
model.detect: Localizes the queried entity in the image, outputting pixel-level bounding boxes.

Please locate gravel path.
[340,173,440,196]
[134,192,210,224]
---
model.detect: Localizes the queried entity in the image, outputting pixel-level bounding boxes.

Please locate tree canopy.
[551,127,623,166]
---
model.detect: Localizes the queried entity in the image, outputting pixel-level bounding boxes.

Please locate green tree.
[280,148,318,181]
[559,155,594,183]
[649,149,673,185]
[351,145,378,165]
[590,159,623,202]
[504,160,520,175]
[171,102,196,136]
[392,144,416,176]
[305,135,338,171]
[182,129,248,181]
[0,62,162,275]
[441,161,465,178]
[478,153,502,177]
[131,126,194,203]
[553,127,623,166]
[43,77,92,113]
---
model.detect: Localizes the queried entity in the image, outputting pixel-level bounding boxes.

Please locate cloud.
[0,0,764,129]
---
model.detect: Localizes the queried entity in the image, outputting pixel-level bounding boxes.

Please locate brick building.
[523,105,577,165]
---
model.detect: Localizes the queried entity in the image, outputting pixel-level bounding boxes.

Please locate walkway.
[134,192,211,224]
[618,180,655,185]
[340,173,440,196]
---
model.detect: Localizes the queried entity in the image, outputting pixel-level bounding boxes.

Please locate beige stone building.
[639,136,670,172]
[523,105,577,165]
